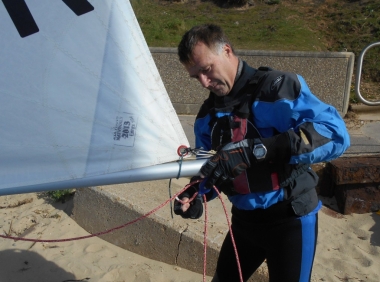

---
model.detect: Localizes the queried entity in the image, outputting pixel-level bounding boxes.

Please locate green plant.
[131,0,325,51]
[130,0,380,99]
[349,92,358,104]
[46,189,75,202]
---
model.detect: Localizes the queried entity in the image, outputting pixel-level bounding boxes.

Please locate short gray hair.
[177,24,235,65]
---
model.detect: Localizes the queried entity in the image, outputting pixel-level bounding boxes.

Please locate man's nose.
[198,73,210,88]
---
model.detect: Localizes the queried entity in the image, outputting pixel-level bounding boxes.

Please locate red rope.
[0,180,243,282]
[203,194,208,282]
[0,183,194,243]
[212,186,243,282]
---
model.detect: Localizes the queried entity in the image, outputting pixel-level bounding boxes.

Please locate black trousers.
[213,200,320,282]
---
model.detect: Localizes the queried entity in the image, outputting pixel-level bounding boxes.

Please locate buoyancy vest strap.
[210,115,232,150]
[271,172,280,190]
[231,116,247,142]
[230,115,250,194]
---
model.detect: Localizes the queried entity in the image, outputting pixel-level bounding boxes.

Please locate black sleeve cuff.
[261,131,291,162]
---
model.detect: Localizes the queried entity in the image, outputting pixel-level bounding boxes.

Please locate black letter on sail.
[2,0,39,38]
[62,0,94,16]
[2,0,94,38]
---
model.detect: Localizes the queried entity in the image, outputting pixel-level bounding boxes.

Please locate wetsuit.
[194,60,350,282]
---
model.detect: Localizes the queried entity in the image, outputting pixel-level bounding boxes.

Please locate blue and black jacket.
[194,61,350,213]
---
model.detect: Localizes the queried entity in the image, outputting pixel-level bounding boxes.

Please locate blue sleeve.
[253,74,350,164]
[194,114,212,151]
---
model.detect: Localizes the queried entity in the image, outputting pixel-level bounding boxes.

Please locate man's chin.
[213,89,229,97]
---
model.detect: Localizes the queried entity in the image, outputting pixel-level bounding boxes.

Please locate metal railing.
[355,42,380,106]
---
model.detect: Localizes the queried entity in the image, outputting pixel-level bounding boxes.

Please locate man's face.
[184,42,237,97]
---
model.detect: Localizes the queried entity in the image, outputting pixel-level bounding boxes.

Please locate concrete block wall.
[73,180,269,281]
[151,48,355,116]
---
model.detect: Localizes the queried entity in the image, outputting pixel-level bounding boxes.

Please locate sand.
[0,192,379,282]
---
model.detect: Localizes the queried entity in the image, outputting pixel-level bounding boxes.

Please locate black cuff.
[262,131,291,162]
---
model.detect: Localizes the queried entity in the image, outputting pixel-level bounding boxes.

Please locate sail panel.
[0,0,189,190]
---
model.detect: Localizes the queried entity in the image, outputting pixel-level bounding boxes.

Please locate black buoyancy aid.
[209,67,309,196]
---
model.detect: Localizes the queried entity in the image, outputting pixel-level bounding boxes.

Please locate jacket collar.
[213,60,257,110]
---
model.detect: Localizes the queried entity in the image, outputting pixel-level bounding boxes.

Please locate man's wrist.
[261,132,291,162]
[252,138,267,160]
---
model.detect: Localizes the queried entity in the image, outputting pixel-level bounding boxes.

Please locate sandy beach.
[0,191,379,282]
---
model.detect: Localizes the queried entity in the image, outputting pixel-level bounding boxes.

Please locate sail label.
[113,113,137,147]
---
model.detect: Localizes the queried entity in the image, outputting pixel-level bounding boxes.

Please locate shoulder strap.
[234,66,273,119]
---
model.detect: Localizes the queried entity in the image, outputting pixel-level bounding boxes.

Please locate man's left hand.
[174,185,203,219]
[200,139,253,189]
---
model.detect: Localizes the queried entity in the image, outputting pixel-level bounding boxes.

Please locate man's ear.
[224,44,233,58]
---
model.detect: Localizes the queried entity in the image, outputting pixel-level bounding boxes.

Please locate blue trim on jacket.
[194,64,350,210]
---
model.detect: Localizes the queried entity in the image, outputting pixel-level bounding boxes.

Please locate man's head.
[178,24,239,96]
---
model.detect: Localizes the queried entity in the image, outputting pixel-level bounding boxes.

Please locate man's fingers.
[180,197,190,211]
[181,202,190,212]
[205,167,223,189]
[181,197,190,203]
[232,162,249,177]
[200,159,217,178]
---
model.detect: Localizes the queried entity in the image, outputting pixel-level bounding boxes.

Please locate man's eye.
[201,68,210,74]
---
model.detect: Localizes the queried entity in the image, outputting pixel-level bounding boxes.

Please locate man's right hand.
[200,139,253,189]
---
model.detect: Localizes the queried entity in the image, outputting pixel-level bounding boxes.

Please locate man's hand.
[173,185,203,219]
[200,139,253,190]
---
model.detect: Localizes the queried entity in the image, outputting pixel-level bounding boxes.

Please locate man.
[174,24,350,282]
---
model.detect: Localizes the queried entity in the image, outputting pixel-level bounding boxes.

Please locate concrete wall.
[73,180,269,281]
[151,48,355,116]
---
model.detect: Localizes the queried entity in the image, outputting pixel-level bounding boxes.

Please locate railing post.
[355,42,380,106]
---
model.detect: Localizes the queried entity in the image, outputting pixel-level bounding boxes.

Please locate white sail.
[0,0,189,194]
